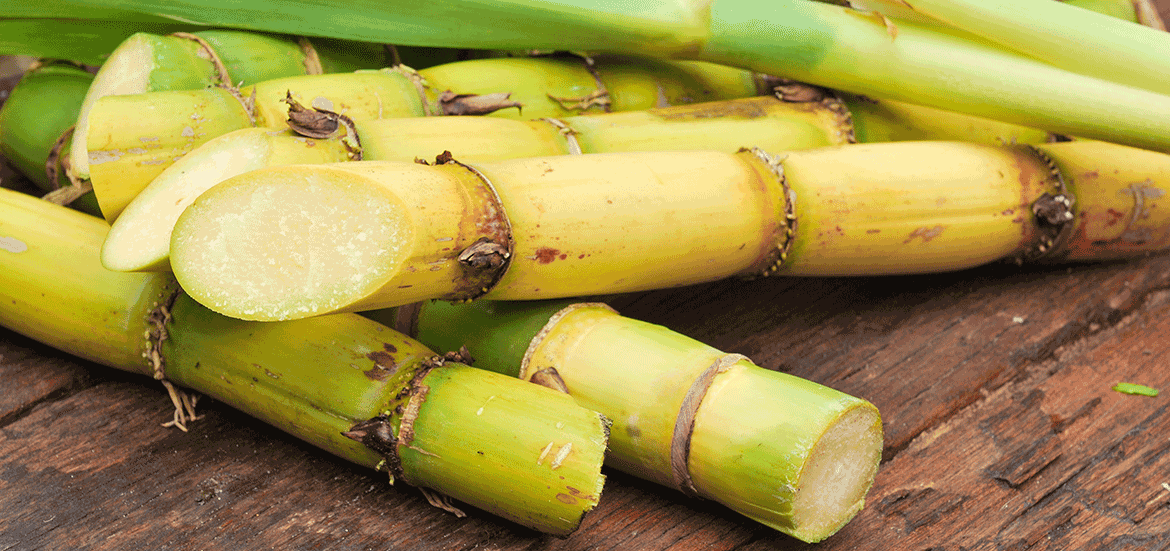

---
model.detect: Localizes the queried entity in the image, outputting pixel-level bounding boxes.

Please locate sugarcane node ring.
[742,147,797,278]
[282,91,363,159]
[771,78,831,103]
[545,52,612,113]
[1021,144,1076,261]
[434,153,515,302]
[169,32,234,88]
[670,354,749,498]
[343,414,405,482]
[44,126,74,191]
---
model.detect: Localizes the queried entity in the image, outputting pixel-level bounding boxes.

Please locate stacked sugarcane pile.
[2,0,1170,544]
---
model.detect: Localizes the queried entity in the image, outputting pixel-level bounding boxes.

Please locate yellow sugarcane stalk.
[104,89,1062,274]
[0,187,608,535]
[86,70,424,220]
[168,140,1170,322]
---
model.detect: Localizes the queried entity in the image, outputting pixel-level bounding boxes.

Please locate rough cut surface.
[5,4,1170,546]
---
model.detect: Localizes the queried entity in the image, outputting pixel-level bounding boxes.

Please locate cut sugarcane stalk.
[103,91,1053,274]
[168,140,1170,322]
[378,298,883,543]
[83,53,770,219]
[0,61,103,215]
[852,0,1170,97]
[70,29,388,182]
[0,62,93,190]
[85,70,424,220]
[0,187,608,535]
[11,0,1170,151]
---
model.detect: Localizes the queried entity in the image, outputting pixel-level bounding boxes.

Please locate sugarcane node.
[344,414,405,482]
[530,367,570,394]
[538,118,584,154]
[44,126,74,191]
[437,90,523,116]
[169,32,234,88]
[1021,144,1076,261]
[771,78,830,103]
[670,354,748,498]
[439,158,516,301]
[457,237,511,271]
[742,147,797,278]
[1033,193,1076,226]
[441,345,475,365]
[282,90,341,138]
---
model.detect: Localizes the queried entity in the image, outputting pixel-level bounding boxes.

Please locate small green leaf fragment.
[1112,382,1159,397]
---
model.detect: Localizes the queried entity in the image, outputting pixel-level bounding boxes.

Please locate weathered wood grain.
[4,5,1170,547]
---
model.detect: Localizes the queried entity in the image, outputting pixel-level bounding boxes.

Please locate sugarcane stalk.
[82,52,771,221]
[0,61,104,215]
[852,0,1170,97]
[367,298,883,543]
[84,70,427,220]
[102,87,1059,274]
[70,29,389,183]
[9,0,1170,151]
[418,54,764,119]
[0,186,608,535]
[168,139,1170,322]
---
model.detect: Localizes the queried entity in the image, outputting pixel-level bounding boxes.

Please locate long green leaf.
[854,0,1170,96]
[0,19,198,65]
[5,0,1170,151]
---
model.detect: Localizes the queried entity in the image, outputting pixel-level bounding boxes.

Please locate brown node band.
[170,32,233,87]
[41,125,94,207]
[518,303,618,382]
[1018,144,1075,262]
[742,147,797,277]
[281,91,363,159]
[432,153,515,302]
[670,354,747,497]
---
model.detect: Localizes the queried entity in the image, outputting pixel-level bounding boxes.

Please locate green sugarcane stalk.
[853,0,1170,97]
[98,88,1063,273]
[362,299,883,543]
[0,61,102,215]
[70,29,389,181]
[81,54,772,221]
[5,0,1170,152]
[165,140,1170,322]
[0,186,609,535]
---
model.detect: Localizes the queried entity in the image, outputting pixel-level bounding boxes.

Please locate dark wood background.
[4,6,1170,549]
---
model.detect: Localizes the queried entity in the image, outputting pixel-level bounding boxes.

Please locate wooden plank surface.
[5,7,1170,549]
